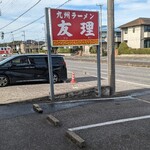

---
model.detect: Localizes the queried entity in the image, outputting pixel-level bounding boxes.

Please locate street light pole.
[107,0,115,95]
[96,4,103,56]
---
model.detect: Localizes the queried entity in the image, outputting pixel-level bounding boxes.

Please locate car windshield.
[0,55,17,65]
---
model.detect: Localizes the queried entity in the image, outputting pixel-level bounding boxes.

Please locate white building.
[119,18,150,48]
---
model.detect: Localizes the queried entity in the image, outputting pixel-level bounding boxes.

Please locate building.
[20,40,45,53]
[101,25,121,50]
[83,25,121,55]
[119,18,150,48]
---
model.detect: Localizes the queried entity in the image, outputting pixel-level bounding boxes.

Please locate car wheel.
[53,73,59,83]
[0,75,9,87]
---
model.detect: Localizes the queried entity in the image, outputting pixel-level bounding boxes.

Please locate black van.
[0,54,67,87]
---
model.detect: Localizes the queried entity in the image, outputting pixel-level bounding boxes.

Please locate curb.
[65,56,150,68]
[0,86,112,105]
[55,86,111,100]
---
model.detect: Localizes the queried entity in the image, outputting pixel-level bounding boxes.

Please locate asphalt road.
[66,59,150,88]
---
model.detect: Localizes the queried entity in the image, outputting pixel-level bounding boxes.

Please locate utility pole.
[107,0,115,95]
[11,32,15,51]
[96,4,103,56]
[38,39,40,52]
[22,31,25,42]
[43,23,47,52]
[22,31,26,53]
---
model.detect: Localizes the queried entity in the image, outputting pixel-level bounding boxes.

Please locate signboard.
[49,8,99,47]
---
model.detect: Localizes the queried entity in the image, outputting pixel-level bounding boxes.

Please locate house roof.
[101,25,121,32]
[119,18,150,28]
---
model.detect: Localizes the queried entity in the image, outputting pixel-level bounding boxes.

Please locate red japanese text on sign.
[49,8,99,47]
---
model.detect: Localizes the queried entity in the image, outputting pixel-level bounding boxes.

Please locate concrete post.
[107,0,115,95]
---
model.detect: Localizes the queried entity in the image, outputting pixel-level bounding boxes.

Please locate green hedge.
[57,47,73,53]
[89,46,97,54]
[131,48,150,54]
[89,46,107,56]
[118,42,150,54]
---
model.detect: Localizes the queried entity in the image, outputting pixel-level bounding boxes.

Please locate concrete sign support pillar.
[107,0,115,95]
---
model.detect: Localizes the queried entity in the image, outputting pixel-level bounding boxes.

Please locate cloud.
[0,0,150,42]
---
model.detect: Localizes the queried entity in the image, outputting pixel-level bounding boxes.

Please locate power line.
[57,0,71,8]
[0,0,13,11]
[0,0,42,30]
[5,16,44,34]
[5,0,71,34]
[1,0,30,16]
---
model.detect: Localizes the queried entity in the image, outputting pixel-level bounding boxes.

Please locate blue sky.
[0,0,149,42]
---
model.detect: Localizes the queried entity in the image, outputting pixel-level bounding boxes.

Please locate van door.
[10,56,35,82]
[28,56,48,81]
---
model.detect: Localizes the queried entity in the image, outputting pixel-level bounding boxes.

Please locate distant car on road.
[0,54,67,87]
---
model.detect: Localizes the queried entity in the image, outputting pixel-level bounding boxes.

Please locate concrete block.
[33,104,43,113]
[101,86,110,96]
[47,115,61,127]
[72,91,83,97]
[68,92,75,97]
[66,130,86,148]
[84,88,94,94]
[55,94,67,99]
[95,86,110,97]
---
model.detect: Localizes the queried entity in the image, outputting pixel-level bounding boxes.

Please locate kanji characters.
[80,21,95,36]
[57,20,95,37]
[56,11,63,19]
[57,20,73,37]
[56,11,95,20]
[64,12,70,19]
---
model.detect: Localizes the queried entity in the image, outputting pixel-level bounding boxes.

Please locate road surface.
[66,59,150,88]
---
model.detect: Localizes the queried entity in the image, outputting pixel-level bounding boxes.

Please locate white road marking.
[91,74,150,87]
[116,79,150,88]
[131,90,150,97]
[69,115,150,131]
[68,70,150,87]
[131,97,150,104]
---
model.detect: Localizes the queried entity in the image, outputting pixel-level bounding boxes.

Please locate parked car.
[0,54,67,87]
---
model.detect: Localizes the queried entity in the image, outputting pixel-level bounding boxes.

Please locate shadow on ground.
[68,76,105,82]
[116,88,150,97]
